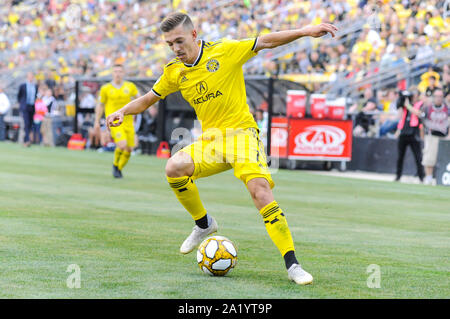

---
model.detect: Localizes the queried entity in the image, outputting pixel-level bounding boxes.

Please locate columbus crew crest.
[206,59,220,72]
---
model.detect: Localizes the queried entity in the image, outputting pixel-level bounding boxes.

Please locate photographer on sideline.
[395,88,425,182]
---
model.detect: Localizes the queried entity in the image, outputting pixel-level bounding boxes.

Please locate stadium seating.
[0,0,449,139]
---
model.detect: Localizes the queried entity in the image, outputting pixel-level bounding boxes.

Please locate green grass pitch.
[0,142,448,298]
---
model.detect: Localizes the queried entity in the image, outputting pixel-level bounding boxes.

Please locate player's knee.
[165,152,194,178]
[116,141,127,151]
[165,160,178,177]
[248,179,273,205]
[251,188,271,205]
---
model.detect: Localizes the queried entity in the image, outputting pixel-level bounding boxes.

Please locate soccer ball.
[196,236,237,276]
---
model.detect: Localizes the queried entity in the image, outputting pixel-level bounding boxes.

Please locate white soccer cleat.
[287,264,313,285]
[180,217,218,254]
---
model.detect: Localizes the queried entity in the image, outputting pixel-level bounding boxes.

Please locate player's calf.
[247,178,274,211]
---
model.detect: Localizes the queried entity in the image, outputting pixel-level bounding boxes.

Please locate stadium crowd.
[1,0,448,79]
[0,0,449,144]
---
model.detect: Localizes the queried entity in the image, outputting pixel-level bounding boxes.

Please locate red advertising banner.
[270,117,288,158]
[287,118,353,161]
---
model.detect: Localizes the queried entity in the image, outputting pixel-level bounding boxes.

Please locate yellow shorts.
[180,127,274,188]
[110,124,135,148]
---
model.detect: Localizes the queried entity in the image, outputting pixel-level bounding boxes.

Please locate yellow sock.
[113,148,123,167]
[166,175,207,221]
[118,150,131,171]
[260,201,295,256]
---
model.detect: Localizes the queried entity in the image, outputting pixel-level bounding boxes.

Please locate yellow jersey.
[151,38,259,133]
[99,81,138,126]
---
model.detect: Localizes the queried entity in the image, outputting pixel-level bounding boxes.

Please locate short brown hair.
[160,12,194,33]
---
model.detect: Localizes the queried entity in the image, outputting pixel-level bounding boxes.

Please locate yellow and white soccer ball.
[197,236,237,276]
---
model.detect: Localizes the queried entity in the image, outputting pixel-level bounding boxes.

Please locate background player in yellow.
[106,13,337,284]
[95,64,139,178]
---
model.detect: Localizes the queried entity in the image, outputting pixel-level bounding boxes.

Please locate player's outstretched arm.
[254,23,338,53]
[106,90,160,129]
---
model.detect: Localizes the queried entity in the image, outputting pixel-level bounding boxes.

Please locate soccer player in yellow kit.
[95,64,139,178]
[107,13,337,284]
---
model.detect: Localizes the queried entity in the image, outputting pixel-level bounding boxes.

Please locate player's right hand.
[106,111,124,130]
[303,23,338,38]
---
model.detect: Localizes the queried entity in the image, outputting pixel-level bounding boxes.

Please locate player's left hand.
[304,23,338,38]
[106,110,124,130]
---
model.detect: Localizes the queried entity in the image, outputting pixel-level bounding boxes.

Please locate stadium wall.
[348,137,450,181]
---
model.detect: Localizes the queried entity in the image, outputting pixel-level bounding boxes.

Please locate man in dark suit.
[18,72,38,146]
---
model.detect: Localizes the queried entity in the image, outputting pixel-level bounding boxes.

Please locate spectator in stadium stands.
[87,119,102,150]
[336,54,350,73]
[17,72,38,147]
[134,106,159,154]
[425,75,439,97]
[392,45,407,68]
[418,66,441,106]
[418,66,440,96]
[134,107,158,154]
[79,88,96,132]
[446,90,450,109]
[133,113,142,150]
[0,85,11,141]
[87,117,115,152]
[349,87,380,137]
[101,129,116,152]
[53,82,66,102]
[147,105,159,137]
[395,88,425,182]
[443,64,450,97]
[309,51,326,73]
[414,35,434,67]
[262,58,280,77]
[379,90,401,137]
[318,43,330,65]
[44,69,57,93]
[296,51,311,74]
[421,88,449,185]
[380,43,396,70]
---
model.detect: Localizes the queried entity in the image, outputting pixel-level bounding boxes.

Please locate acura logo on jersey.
[193,90,223,105]
[196,81,208,95]
[206,59,220,72]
